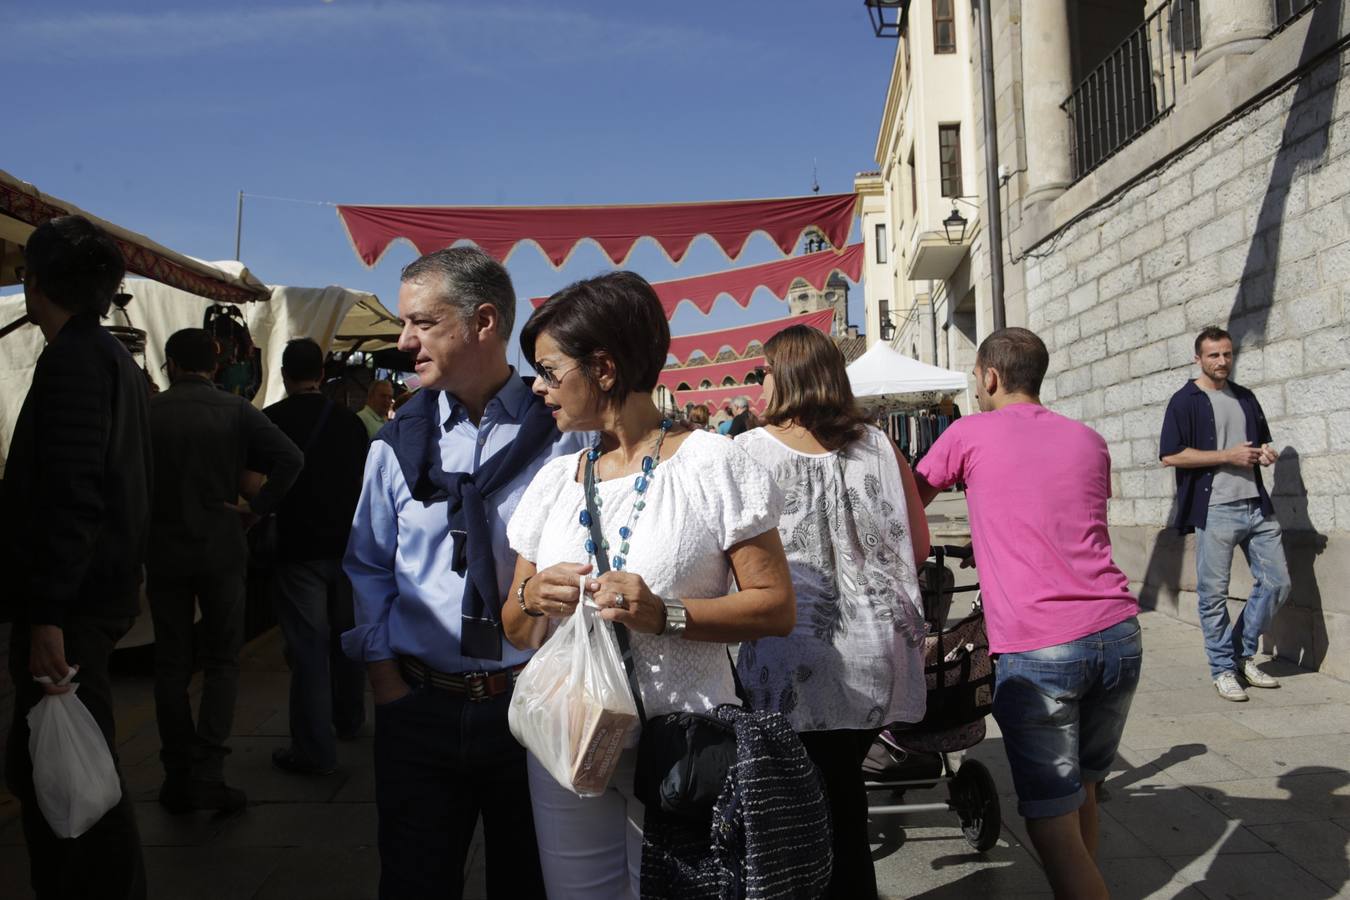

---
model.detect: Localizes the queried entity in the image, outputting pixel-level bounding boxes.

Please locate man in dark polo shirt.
[263,338,369,775]
[148,328,303,810]
[3,215,152,898]
[1159,326,1289,703]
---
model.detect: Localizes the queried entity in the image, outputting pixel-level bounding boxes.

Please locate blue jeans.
[992,617,1142,819]
[1195,499,1292,678]
[273,559,367,769]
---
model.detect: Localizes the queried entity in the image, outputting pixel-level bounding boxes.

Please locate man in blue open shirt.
[342,247,586,899]
[1159,326,1290,703]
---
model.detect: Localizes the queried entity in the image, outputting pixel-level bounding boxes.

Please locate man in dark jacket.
[3,215,152,899]
[148,328,303,812]
[263,339,369,775]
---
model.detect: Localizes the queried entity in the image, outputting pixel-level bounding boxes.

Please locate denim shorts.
[992,616,1142,819]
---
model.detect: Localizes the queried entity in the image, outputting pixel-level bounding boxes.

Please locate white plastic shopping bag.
[509,576,639,796]
[28,669,123,838]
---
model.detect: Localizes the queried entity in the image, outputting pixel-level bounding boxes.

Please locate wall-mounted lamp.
[864,0,910,38]
[943,207,968,245]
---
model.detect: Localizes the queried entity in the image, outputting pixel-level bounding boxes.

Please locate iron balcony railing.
[1272,0,1319,33]
[1062,0,1201,181]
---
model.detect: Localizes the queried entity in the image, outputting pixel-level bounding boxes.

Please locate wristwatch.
[518,575,543,618]
[660,598,688,637]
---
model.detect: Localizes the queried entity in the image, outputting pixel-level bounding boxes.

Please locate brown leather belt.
[399,656,526,701]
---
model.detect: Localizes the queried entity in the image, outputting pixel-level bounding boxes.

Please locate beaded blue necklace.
[578,418,673,571]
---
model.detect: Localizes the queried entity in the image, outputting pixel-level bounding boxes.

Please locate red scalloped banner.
[531,243,863,319]
[667,308,833,366]
[336,194,857,269]
[658,356,764,392]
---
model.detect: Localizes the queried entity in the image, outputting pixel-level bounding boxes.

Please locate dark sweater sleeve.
[28,343,113,626]
[243,402,304,517]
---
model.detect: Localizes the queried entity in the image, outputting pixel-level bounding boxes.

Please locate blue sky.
[7,0,897,353]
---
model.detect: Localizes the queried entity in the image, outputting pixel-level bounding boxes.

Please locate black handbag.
[583,453,741,822]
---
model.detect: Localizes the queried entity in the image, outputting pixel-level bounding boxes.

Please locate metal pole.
[977,0,1007,331]
[234,190,244,261]
[929,280,940,365]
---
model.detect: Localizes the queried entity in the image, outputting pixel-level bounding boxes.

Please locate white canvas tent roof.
[332,296,401,352]
[846,341,969,409]
[0,276,375,466]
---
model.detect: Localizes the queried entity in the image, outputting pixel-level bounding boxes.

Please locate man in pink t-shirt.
[915,327,1140,900]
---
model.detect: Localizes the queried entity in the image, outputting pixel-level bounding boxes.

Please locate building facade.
[866,0,1350,678]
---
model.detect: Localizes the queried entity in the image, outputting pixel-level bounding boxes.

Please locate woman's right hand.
[524,562,593,618]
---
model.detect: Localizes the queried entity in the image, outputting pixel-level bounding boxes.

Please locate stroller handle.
[933,544,973,561]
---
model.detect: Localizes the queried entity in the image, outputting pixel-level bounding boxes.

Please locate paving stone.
[1246,820,1350,890]
[872,823,1049,897]
[1097,778,1271,858]
[1217,732,1350,779]
[1217,702,1350,739]
[1098,856,1205,899]
[141,846,283,900]
[1165,849,1341,899]
[1121,713,1268,751]
[132,800,228,847]
[211,802,377,849]
[1188,771,1350,826]
[251,845,381,900]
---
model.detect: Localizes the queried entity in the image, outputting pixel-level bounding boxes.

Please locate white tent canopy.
[846,342,969,409]
[0,274,376,466]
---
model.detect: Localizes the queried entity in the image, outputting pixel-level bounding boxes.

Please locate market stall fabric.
[331,296,402,352]
[845,342,969,409]
[337,193,857,269]
[530,243,864,319]
[667,309,833,367]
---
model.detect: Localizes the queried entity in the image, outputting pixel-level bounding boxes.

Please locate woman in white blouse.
[501,271,795,900]
[734,324,930,900]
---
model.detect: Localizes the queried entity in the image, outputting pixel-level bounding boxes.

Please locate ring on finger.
[613,593,627,609]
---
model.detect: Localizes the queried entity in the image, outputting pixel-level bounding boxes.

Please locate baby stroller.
[863,544,1001,852]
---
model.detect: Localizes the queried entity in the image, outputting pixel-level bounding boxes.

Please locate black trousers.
[799,728,882,900]
[372,682,545,900]
[6,617,147,900]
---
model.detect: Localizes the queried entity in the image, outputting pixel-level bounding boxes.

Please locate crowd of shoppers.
[1,221,1296,900]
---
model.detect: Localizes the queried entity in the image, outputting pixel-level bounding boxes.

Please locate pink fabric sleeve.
[915,426,964,491]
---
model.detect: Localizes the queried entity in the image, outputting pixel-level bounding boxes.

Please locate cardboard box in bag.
[569,689,638,795]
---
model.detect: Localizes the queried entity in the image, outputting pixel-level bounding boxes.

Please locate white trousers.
[526,749,644,900]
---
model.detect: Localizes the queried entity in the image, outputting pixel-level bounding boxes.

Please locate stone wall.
[1021,43,1350,679]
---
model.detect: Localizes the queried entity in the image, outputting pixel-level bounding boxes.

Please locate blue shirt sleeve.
[342,443,400,663]
[1158,394,1187,459]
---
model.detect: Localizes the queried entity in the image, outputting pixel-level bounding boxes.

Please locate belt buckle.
[463,671,491,701]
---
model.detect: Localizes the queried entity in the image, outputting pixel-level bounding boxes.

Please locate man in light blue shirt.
[343,247,585,900]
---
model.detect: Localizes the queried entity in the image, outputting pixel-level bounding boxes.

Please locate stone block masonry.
[1025,47,1350,680]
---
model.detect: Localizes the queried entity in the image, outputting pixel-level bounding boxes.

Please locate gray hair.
[732,395,751,411]
[400,246,516,340]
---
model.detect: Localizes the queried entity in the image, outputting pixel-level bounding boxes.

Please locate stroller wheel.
[949,760,1001,852]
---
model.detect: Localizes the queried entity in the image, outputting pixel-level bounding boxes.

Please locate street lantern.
[943,206,968,244]
[864,0,910,38]
[880,320,896,342]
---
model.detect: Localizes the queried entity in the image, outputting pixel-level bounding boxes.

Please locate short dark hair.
[520,271,669,402]
[23,215,126,317]
[281,338,324,382]
[975,327,1050,396]
[165,328,219,374]
[401,246,516,339]
[1194,325,1232,355]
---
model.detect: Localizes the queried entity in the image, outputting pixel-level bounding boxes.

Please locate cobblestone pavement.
[2,517,1347,898]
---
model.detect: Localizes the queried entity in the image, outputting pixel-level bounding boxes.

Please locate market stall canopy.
[331,296,401,352]
[337,193,857,269]
[530,243,864,319]
[0,280,368,465]
[658,356,764,392]
[675,383,766,414]
[846,342,969,408]
[668,308,833,367]
[0,168,269,303]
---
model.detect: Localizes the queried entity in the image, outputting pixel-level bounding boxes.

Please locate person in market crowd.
[913,327,1141,900]
[3,215,152,899]
[501,270,799,898]
[686,403,711,431]
[358,378,394,439]
[715,403,735,435]
[263,338,370,775]
[342,246,587,899]
[147,328,303,813]
[727,394,754,436]
[734,324,930,900]
[1159,326,1288,702]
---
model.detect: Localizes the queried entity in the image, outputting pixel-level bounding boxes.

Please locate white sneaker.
[1241,658,1280,689]
[1214,671,1249,702]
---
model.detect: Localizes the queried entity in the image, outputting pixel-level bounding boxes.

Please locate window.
[933,0,955,53]
[908,151,917,215]
[939,124,962,198]
[875,224,888,263]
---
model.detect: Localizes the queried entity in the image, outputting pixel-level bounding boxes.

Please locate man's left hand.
[592,571,667,634]
[1259,444,1279,467]
[29,625,76,694]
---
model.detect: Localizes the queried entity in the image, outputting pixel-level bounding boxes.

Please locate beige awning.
[331,296,401,352]
[0,168,269,304]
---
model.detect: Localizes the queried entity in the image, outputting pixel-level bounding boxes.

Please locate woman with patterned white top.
[501,271,795,900]
[734,324,930,900]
